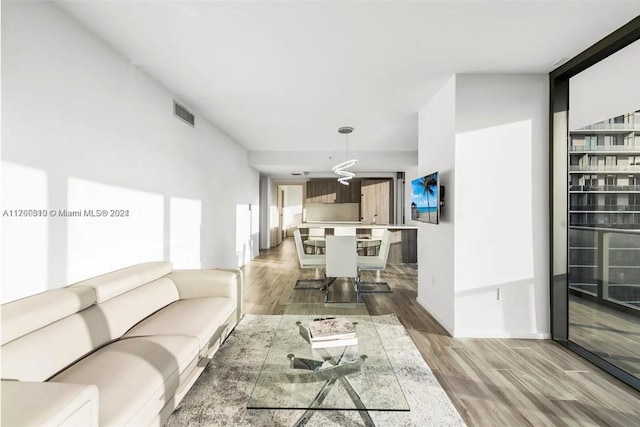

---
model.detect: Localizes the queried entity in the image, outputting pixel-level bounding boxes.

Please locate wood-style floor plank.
[242,238,640,426]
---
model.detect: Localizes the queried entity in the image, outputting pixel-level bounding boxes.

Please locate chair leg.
[353,277,363,303]
[320,276,336,292]
[294,278,325,290]
[324,277,362,304]
[323,277,336,303]
[356,270,392,293]
[357,281,392,293]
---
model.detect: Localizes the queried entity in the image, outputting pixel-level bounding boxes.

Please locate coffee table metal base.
[289,343,374,426]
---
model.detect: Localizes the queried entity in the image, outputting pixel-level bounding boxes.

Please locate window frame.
[549,15,640,392]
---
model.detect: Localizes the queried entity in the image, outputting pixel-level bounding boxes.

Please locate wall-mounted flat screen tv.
[410,172,441,224]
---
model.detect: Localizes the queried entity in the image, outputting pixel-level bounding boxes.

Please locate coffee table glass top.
[247,303,409,411]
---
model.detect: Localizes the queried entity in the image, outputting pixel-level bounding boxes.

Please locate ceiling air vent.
[173,101,195,127]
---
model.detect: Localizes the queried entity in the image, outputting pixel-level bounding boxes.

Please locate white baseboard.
[416,296,454,336]
[415,297,551,339]
[453,330,551,339]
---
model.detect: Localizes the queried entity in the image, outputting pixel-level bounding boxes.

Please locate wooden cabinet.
[306,180,337,203]
[306,180,360,204]
[336,180,361,203]
[386,229,417,264]
[306,178,393,224]
[360,179,393,224]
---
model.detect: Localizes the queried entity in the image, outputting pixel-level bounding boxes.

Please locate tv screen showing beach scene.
[411,172,439,224]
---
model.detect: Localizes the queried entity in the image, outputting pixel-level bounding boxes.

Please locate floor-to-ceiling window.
[551,17,640,391]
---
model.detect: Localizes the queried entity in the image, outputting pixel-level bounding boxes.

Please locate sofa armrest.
[168,268,243,319]
[1,381,98,426]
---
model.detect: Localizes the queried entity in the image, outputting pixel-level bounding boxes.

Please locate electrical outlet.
[497,288,504,301]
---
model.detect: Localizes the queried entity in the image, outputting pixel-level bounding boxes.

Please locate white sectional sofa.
[1,262,242,426]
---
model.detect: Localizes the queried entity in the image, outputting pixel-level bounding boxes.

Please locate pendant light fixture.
[332,126,358,185]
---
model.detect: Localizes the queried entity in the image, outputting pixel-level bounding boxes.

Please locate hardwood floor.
[242,238,640,426]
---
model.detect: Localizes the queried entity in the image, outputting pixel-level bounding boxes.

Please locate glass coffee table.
[247,303,409,426]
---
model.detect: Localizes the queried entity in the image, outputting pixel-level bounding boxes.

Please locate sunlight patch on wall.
[455,119,535,292]
[67,178,164,283]
[170,197,201,268]
[270,205,279,228]
[282,185,303,229]
[1,162,48,302]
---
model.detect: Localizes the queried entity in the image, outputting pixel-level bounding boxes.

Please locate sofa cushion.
[2,278,180,383]
[70,261,173,303]
[1,286,95,345]
[1,381,99,427]
[91,277,180,339]
[168,269,240,300]
[2,304,113,382]
[51,335,199,427]
[123,297,236,351]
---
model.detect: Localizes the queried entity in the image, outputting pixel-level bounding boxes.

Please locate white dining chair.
[309,228,325,238]
[293,229,326,289]
[307,227,325,254]
[356,229,392,293]
[371,228,385,238]
[333,227,356,236]
[324,235,359,302]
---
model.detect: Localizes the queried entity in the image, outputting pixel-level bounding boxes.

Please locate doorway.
[277,185,303,244]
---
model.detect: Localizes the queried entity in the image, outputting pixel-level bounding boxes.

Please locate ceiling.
[55,0,640,177]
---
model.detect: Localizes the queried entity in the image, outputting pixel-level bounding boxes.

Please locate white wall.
[282,185,303,228]
[416,74,550,338]
[1,2,259,302]
[415,75,456,334]
[454,74,549,338]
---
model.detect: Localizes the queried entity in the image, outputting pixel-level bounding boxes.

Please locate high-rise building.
[568,111,640,307]
[569,111,640,227]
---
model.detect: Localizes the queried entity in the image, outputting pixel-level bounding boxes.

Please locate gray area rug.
[167,314,465,426]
